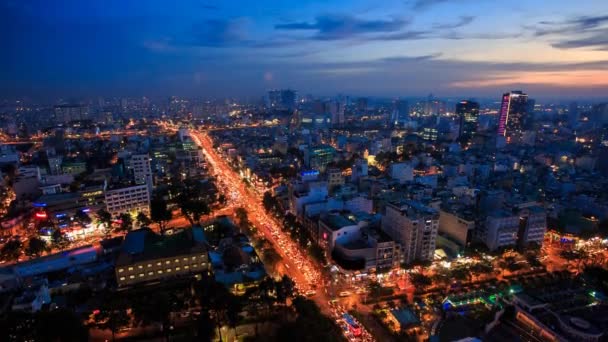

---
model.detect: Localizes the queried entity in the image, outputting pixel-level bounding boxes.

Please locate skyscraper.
[390,99,409,127]
[456,100,480,140]
[268,89,297,111]
[568,102,579,127]
[496,90,528,138]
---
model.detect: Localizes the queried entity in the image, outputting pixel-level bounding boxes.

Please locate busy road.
[190,129,375,342]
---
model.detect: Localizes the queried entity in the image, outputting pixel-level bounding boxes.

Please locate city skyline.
[2,0,608,100]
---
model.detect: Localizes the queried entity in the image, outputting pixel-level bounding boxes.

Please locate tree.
[96,297,130,342]
[136,212,152,227]
[151,198,172,233]
[262,248,282,271]
[275,275,296,306]
[175,179,211,225]
[410,273,432,289]
[96,209,113,237]
[235,207,250,232]
[196,310,216,341]
[74,210,92,225]
[51,229,70,250]
[26,237,48,257]
[276,297,343,342]
[117,213,133,233]
[34,309,89,342]
[0,239,22,261]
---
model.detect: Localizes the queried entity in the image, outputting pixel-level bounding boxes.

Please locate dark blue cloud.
[432,15,475,29]
[187,18,250,47]
[275,14,408,40]
[552,30,608,50]
[530,14,608,50]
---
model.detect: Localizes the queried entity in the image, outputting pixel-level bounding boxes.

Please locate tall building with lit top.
[456,100,479,140]
[497,91,528,138]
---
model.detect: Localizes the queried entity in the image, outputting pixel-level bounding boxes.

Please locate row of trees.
[263,191,327,265]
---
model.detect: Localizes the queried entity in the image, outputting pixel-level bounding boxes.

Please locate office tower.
[329,101,345,126]
[381,201,439,264]
[268,89,296,111]
[516,205,547,248]
[130,154,153,194]
[568,102,579,127]
[456,100,480,140]
[496,90,528,138]
[479,210,519,251]
[390,99,409,127]
[356,97,368,112]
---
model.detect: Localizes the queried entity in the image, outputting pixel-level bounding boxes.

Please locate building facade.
[381,201,439,264]
[105,184,150,216]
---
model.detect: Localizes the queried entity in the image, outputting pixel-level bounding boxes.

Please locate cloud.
[275,14,408,40]
[410,0,451,10]
[527,14,608,50]
[188,18,250,47]
[551,29,608,50]
[432,16,475,30]
[531,15,608,37]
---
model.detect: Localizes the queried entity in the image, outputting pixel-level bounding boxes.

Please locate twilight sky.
[2,0,608,100]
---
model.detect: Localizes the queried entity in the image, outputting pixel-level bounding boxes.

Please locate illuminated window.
[120,277,125,281]
[128,267,133,271]
[183,258,188,261]
[191,256,196,260]
[157,270,163,274]
[148,272,153,276]
[156,262,161,266]
[175,267,181,271]
[139,273,144,277]
[165,260,171,264]
[129,275,134,279]
[167,268,172,273]
[138,265,143,269]
[184,265,189,269]
[174,258,179,263]
[147,264,152,267]
[118,269,124,273]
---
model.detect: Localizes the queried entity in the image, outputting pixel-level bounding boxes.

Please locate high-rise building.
[568,102,579,127]
[390,99,409,127]
[304,145,336,172]
[381,201,439,264]
[130,154,153,193]
[516,205,547,248]
[53,105,89,124]
[456,100,480,140]
[329,101,345,126]
[496,90,528,138]
[478,210,519,251]
[268,89,297,111]
[356,97,368,112]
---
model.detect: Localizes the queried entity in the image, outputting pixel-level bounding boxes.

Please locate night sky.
[2,0,608,99]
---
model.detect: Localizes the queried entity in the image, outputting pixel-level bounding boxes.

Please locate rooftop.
[117,227,206,265]
[321,214,357,231]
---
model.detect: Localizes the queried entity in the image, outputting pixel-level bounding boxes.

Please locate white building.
[130,154,153,193]
[289,180,328,218]
[381,201,439,264]
[105,184,150,216]
[479,210,519,251]
[517,205,547,247]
